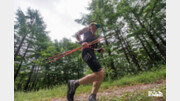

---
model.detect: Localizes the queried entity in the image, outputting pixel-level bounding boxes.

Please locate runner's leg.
[91,69,104,94]
[78,69,104,85]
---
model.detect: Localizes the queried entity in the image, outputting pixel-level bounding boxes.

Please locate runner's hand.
[82,42,88,47]
[100,47,105,53]
[97,47,105,53]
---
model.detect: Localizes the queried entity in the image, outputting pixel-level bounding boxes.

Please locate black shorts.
[82,48,102,72]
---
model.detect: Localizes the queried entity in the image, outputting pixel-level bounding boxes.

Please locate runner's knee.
[100,70,104,80]
[96,70,104,81]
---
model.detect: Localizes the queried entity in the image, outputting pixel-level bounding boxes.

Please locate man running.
[67,21,104,101]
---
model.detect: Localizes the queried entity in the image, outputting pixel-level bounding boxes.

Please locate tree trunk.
[30,66,40,91]
[153,30,166,46]
[146,31,166,59]
[14,43,30,81]
[137,35,154,61]
[17,74,25,90]
[14,33,28,60]
[24,64,36,91]
[142,34,165,62]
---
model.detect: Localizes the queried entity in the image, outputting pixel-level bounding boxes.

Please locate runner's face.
[91,24,97,31]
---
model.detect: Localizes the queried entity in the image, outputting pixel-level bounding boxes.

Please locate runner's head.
[90,21,101,30]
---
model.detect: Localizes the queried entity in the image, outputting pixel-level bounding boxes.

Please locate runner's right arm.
[75,27,90,42]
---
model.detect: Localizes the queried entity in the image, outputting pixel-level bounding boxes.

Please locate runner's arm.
[94,47,105,53]
[75,27,90,42]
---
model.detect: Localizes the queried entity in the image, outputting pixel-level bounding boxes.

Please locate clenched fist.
[82,42,89,47]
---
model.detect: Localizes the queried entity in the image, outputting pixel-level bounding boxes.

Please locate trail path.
[51,80,166,101]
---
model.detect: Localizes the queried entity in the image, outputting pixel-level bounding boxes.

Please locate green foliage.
[103,66,114,81]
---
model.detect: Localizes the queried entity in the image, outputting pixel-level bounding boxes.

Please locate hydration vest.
[83,29,98,49]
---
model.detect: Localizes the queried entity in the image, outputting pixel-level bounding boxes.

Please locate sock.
[75,80,80,87]
[91,93,96,97]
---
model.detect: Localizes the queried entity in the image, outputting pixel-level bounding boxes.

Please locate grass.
[14,85,67,101]
[14,68,166,101]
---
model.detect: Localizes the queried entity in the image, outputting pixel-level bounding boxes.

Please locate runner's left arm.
[94,47,105,53]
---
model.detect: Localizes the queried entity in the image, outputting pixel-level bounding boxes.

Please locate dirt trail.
[51,80,166,101]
